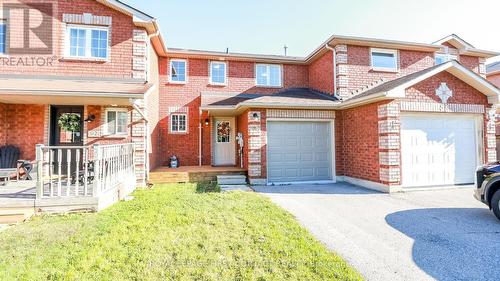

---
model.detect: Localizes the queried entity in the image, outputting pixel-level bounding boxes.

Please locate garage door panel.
[268,121,333,182]
[402,115,477,187]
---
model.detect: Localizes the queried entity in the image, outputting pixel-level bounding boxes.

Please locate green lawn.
[0,184,361,281]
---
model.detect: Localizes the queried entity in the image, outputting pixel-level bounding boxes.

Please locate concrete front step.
[217,175,247,185]
[220,185,253,192]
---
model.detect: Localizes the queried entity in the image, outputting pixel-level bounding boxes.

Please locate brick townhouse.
[1,1,499,193]
[486,61,500,158]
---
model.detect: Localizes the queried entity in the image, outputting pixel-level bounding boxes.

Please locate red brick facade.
[158,58,309,166]
[0,0,139,79]
[309,51,334,94]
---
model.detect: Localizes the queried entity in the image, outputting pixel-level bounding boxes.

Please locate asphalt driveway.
[254,183,500,281]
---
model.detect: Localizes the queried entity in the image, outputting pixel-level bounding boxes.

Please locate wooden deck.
[149,165,247,184]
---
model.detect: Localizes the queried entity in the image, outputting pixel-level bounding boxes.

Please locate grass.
[0,184,362,281]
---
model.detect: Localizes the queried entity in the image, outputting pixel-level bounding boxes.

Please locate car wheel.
[491,190,500,221]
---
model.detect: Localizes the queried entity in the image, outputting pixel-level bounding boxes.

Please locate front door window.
[217,121,231,143]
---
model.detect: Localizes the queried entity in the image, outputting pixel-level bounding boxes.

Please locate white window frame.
[65,24,110,60]
[435,52,458,65]
[370,48,399,72]
[255,63,283,87]
[169,59,188,84]
[209,61,227,85]
[105,108,129,136]
[0,20,6,55]
[170,113,188,133]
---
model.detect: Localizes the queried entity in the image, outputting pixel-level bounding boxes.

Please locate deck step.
[0,208,35,224]
[217,175,247,185]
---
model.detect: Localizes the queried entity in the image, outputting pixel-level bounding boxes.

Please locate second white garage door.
[267,121,333,183]
[401,114,479,187]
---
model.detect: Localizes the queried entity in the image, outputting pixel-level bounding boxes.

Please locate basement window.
[370,48,398,71]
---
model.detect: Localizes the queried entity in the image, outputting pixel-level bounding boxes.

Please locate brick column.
[247,110,267,185]
[486,107,497,163]
[378,102,401,190]
[131,100,147,186]
[335,44,349,100]
[132,29,148,80]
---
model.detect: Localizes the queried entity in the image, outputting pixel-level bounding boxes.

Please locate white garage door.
[401,114,478,187]
[267,121,333,183]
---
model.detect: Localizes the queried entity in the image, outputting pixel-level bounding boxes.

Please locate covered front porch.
[0,76,152,221]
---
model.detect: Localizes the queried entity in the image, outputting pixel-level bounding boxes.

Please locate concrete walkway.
[254,183,500,281]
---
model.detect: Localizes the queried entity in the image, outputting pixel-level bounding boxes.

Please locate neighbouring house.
[0,0,499,206]
[0,0,166,212]
[486,61,500,158]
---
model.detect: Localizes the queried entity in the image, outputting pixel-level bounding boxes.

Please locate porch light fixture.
[205,118,210,126]
[252,113,259,118]
[84,114,96,123]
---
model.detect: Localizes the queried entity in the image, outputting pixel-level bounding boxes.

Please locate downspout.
[325,44,340,100]
[199,109,202,166]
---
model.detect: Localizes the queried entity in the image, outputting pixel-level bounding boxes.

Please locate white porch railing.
[35,143,135,199]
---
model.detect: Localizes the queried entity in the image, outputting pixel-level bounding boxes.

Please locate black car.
[475,162,500,221]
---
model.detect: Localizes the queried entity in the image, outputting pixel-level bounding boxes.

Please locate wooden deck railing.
[35,143,135,199]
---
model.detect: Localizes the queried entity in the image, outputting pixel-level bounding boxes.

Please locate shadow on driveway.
[252,183,381,195]
[386,208,500,281]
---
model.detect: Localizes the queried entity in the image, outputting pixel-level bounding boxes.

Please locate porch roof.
[0,76,153,105]
[201,88,340,115]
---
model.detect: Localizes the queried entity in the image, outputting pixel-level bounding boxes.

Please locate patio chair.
[0,145,21,184]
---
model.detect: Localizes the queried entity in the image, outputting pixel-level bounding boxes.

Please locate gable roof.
[344,60,500,106]
[433,34,475,49]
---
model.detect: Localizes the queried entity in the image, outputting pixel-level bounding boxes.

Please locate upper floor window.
[210,61,227,85]
[0,21,6,54]
[256,64,282,87]
[105,108,128,135]
[66,25,109,59]
[170,59,187,83]
[370,48,398,71]
[435,53,458,65]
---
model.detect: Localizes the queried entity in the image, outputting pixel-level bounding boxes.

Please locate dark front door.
[50,106,84,146]
[50,106,84,175]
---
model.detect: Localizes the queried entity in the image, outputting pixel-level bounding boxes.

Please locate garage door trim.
[266,118,336,184]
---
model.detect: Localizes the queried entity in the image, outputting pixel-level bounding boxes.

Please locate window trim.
[169,59,188,84]
[370,48,399,72]
[0,20,6,55]
[209,61,227,85]
[64,24,110,61]
[170,113,188,134]
[255,63,283,87]
[104,108,129,136]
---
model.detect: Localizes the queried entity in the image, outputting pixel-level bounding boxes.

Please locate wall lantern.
[205,118,210,126]
[84,114,96,123]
